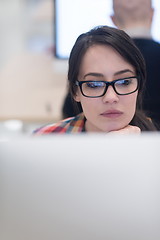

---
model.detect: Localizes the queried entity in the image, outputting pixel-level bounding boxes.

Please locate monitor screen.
[54,0,160,59]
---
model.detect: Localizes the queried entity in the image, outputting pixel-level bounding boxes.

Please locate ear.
[73,91,81,102]
[110,14,117,26]
[150,7,154,23]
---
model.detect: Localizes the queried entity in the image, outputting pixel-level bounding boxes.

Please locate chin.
[102,122,128,133]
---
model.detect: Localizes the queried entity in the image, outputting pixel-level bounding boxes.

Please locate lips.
[100,110,123,118]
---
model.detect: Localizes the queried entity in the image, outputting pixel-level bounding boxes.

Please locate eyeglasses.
[76,76,139,98]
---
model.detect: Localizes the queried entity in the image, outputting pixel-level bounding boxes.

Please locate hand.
[108,125,141,135]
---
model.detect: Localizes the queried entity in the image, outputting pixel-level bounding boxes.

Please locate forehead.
[80,44,131,66]
[79,45,135,77]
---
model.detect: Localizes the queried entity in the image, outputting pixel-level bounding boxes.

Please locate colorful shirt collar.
[34,113,86,134]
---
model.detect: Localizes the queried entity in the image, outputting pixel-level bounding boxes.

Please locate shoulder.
[33,113,85,134]
[133,38,160,52]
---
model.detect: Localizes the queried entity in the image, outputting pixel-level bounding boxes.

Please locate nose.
[102,85,119,103]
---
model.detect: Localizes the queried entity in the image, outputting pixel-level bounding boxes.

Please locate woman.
[34,25,157,134]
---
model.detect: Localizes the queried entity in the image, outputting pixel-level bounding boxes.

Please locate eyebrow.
[83,72,104,78]
[114,69,135,76]
[83,69,135,79]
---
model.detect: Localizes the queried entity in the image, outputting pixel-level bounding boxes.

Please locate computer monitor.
[1,134,160,240]
[54,0,160,59]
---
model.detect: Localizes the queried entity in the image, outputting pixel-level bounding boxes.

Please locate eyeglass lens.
[81,77,138,97]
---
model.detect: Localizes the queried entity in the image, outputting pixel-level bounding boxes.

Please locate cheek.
[75,88,99,108]
[79,98,100,115]
[124,93,138,114]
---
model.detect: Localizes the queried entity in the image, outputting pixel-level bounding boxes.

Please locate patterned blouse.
[34,113,86,134]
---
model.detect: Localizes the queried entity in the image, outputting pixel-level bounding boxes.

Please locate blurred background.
[0,0,67,137]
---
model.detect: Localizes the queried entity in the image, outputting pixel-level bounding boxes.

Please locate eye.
[85,81,105,88]
[116,78,133,87]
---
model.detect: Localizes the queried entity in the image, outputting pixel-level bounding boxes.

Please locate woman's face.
[74,44,138,132]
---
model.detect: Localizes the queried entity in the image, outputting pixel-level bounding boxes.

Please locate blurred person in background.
[111,0,160,129]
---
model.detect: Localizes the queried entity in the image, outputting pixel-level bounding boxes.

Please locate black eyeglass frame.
[75,76,139,98]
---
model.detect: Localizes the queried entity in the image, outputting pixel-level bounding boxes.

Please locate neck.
[123,26,152,39]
